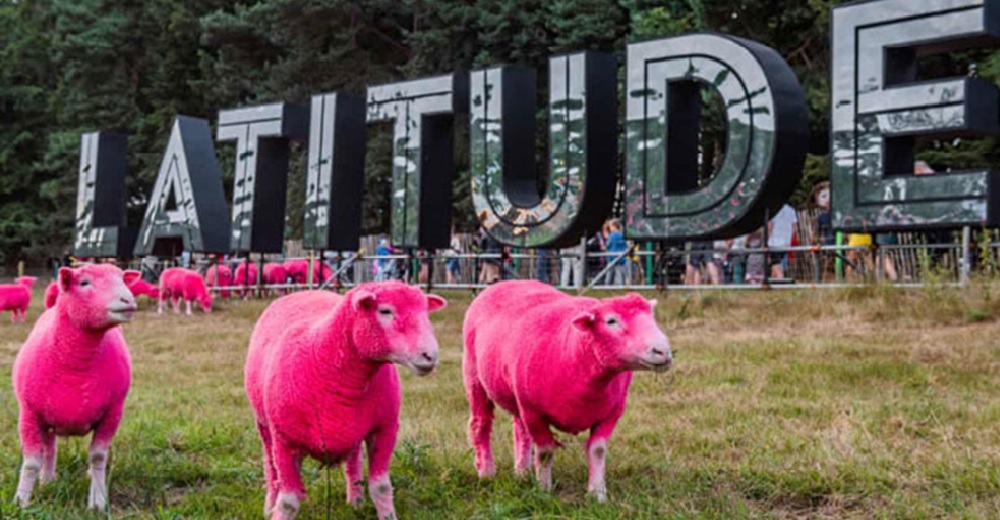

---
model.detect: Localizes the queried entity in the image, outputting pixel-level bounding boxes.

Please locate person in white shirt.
[767,204,798,279]
[559,243,584,289]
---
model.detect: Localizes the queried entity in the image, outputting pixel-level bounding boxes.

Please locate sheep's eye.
[605,316,620,327]
[377,308,394,317]
[80,279,92,288]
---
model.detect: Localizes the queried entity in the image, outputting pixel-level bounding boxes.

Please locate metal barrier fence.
[123,237,987,296]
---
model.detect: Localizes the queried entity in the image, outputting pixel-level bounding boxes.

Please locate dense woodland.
[2,0,1000,266]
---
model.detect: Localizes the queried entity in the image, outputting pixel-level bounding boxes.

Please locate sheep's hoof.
[588,488,608,503]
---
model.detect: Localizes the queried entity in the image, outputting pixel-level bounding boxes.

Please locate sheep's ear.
[58,267,75,293]
[571,311,596,331]
[426,294,447,312]
[123,270,142,287]
[647,299,658,311]
[351,290,377,311]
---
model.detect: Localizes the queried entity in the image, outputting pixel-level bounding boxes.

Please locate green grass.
[1,284,999,518]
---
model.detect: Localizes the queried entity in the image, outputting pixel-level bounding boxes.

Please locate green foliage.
[2,0,1000,265]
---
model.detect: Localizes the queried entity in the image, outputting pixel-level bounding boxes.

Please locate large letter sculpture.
[303,93,367,250]
[74,132,136,257]
[832,0,1000,231]
[134,116,231,256]
[218,102,308,253]
[469,53,618,247]
[625,34,810,239]
[367,73,469,248]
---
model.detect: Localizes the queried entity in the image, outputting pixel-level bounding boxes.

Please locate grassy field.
[1,283,999,519]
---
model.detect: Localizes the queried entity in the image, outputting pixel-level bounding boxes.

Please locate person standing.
[445,230,462,285]
[534,249,552,284]
[478,229,502,284]
[375,237,396,281]
[768,204,798,279]
[604,219,630,286]
[559,242,584,289]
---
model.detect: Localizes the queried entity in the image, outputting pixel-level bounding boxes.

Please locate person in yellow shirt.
[846,233,873,279]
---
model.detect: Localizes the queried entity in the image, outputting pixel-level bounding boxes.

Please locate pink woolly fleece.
[282,259,333,286]
[12,264,139,508]
[262,264,289,294]
[159,267,212,314]
[234,262,259,297]
[204,264,233,299]
[245,282,446,520]
[282,259,308,284]
[462,280,671,501]
[0,276,37,322]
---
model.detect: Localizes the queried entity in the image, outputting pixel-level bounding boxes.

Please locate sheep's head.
[347,282,446,376]
[572,292,671,373]
[198,290,213,314]
[283,261,306,283]
[129,278,159,299]
[144,282,161,299]
[57,265,140,330]
[15,276,37,289]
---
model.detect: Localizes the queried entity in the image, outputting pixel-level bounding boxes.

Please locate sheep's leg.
[512,416,532,476]
[88,401,123,510]
[344,444,365,508]
[15,411,45,507]
[464,367,496,478]
[585,408,624,503]
[87,445,109,510]
[157,294,165,314]
[256,422,278,517]
[521,410,557,491]
[271,440,305,520]
[185,299,192,316]
[15,455,41,507]
[366,426,399,520]
[40,430,57,484]
[172,297,181,314]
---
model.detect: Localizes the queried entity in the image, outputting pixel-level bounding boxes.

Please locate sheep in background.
[205,264,234,299]
[0,276,38,322]
[159,267,212,315]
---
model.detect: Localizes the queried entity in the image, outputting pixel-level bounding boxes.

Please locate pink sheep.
[282,259,333,287]
[205,264,234,299]
[245,282,447,520]
[0,276,38,322]
[312,260,334,284]
[159,267,213,315]
[262,263,289,295]
[282,259,308,285]
[234,261,259,298]
[44,281,59,309]
[462,280,672,502]
[12,264,139,509]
